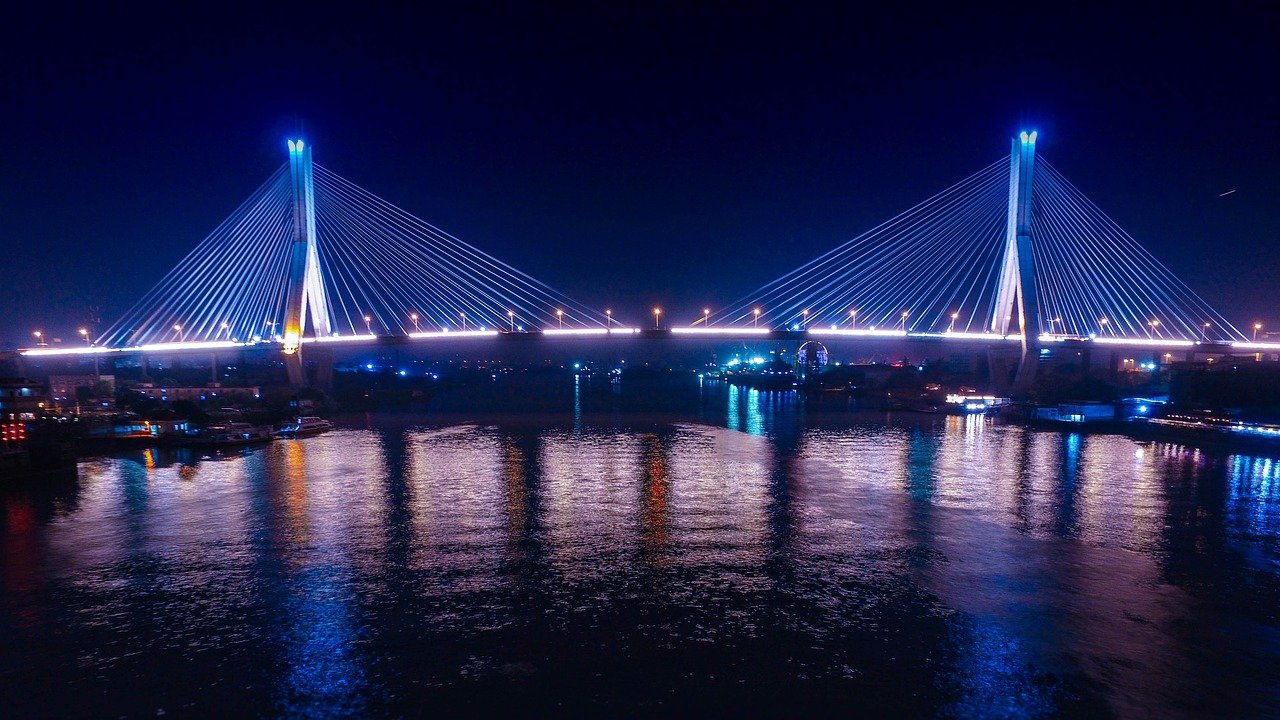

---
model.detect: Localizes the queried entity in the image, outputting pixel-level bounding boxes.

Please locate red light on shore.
[1,422,27,442]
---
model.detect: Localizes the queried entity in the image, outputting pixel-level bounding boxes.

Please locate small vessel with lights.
[191,422,274,447]
[274,416,333,437]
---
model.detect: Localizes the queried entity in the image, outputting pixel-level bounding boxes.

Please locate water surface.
[3,383,1279,718]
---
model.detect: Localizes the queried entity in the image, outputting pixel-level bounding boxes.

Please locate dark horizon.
[3,3,1277,348]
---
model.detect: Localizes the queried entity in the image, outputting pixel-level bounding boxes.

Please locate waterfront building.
[48,374,115,405]
[0,378,49,420]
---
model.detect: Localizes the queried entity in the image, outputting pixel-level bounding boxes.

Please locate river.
[2,380,1278,718]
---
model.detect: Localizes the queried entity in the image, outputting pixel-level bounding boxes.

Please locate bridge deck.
[18,328,1280,357]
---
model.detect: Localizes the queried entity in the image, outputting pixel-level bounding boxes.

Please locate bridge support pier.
[281,138,330,387]
[282,346,333,389]
[285,349,305,387]
[311,346,334,390]
[991,131,1041,398]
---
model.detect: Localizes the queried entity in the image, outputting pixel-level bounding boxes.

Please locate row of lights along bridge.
[28,313,1268,346]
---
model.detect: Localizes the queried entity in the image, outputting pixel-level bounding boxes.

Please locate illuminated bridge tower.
[282,139,331,383]
[990,131,1041,396]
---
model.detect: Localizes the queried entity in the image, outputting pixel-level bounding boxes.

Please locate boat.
[724,359,797,390]
[274,416,334,437]
[1140,411,1280,449]
[190,422,274,447]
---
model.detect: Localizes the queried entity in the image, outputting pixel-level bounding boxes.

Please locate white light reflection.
[540,430,645,575]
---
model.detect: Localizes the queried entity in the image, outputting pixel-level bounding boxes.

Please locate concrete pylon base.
[284,351,305,387]
[1011,346,1039,399]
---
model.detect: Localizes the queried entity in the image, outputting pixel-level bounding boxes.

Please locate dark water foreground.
[2,382,1279,718]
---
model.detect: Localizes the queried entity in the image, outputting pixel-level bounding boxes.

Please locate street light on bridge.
[409,312,420,333]
[703,308,711,326]
[78,328,90,345]
[173,323,184,341]
[948,312,960,333]
[753,308,761,327]
[901,310,909,331]
[1255,322,1264,341]
[364,315,373,335]
[848,309,857,329]
[604,309,612,329]
[33,330,46,346]
[508,310,516,332]
[1098,317,1109,334]
[556,309,564,328]
[460,312,466,331]
[653,307,662,329]
[1148,319,1161,338]
[220,321,231,339]
[1203,322,1212,341]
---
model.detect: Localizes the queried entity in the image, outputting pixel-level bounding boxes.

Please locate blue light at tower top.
[1019,130,1038,144]
[287,139,305,153]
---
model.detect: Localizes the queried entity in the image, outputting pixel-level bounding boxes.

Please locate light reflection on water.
[2,385,1279,717]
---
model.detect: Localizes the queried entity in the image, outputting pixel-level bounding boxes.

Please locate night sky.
[3,3,1276,347]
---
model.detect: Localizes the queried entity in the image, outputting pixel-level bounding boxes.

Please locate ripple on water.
[2,407,1279,718]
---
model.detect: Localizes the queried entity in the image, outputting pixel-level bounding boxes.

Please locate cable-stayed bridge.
[22,132,1277,389]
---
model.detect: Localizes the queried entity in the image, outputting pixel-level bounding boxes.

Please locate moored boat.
[724,359,797,390]
[274,416,334,437]
[191,422,274,447]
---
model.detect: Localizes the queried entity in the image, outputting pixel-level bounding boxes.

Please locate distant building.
[48,374,115,404]
[0,378,49,420]
[111,417,189,438]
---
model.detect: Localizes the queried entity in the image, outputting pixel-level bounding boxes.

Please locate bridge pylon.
[282,139,330,384]
[990,131,1041,396]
